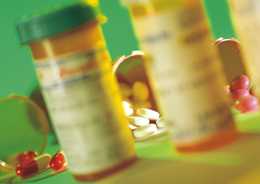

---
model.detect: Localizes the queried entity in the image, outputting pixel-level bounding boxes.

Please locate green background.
[0,0,235,97]
[3,2,260,184]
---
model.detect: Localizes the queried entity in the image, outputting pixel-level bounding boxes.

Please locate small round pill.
[136,108,160,120]
[132,81,149,101]
[128,116,150,127]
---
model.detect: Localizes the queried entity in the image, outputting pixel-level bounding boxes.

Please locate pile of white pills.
[123,101,168,141]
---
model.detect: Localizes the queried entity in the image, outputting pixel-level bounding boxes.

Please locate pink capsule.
[230,75,250,91]
[231,89,250,100]
[235,95,259,113]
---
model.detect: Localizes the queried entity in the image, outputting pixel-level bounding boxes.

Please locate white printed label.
[35,49,135,174]
[133,3,234,145]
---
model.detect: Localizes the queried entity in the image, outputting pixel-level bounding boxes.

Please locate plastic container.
[123,0,236,151]
[215,38,248,83]
[17,3,136,181]
[229,0,260,97]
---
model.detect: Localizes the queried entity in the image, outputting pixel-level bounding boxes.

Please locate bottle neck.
[29,21,104,61]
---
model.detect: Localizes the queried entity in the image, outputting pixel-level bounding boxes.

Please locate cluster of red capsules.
[16,151,67,178]
[227,75,259,113]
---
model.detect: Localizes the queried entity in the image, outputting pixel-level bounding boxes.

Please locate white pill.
[133,124,158,139]
[128,116,150,127]
[128,124,138,130]
[136,108,160,120]
[156,119,168,129]
[122,101,134,116]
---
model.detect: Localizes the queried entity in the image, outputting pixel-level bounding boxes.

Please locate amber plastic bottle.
[229,0,260,98]
[123,0,237,152]
[17,3,136,181]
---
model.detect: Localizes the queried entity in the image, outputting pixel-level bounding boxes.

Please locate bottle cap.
[17,3,98,44]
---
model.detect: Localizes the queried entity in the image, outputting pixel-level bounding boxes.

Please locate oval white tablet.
[136,108,160,120]
[156,119,168,129]
[128,116,150,127]
[133,124,158,139]
[128,124,138,130]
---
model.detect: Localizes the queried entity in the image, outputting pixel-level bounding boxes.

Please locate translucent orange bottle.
[123,0,237,152]
[17,3,136,181]
[229,0,260,97]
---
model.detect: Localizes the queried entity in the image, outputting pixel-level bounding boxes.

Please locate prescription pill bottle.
[229,0,260,97]
[215,38,248,84]
[122,0,236,151]
[17,3,136,181]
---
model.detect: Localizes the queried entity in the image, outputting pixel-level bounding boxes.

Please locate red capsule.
[49,152,67,171]
[16,160,38,178]
[231,89,250,100]
[16,151,38,164]
[231,75,250,91]
[235,95,259,113]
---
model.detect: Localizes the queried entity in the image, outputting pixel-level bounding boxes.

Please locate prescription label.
[133,2,234,145]
[35,48,135,174]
